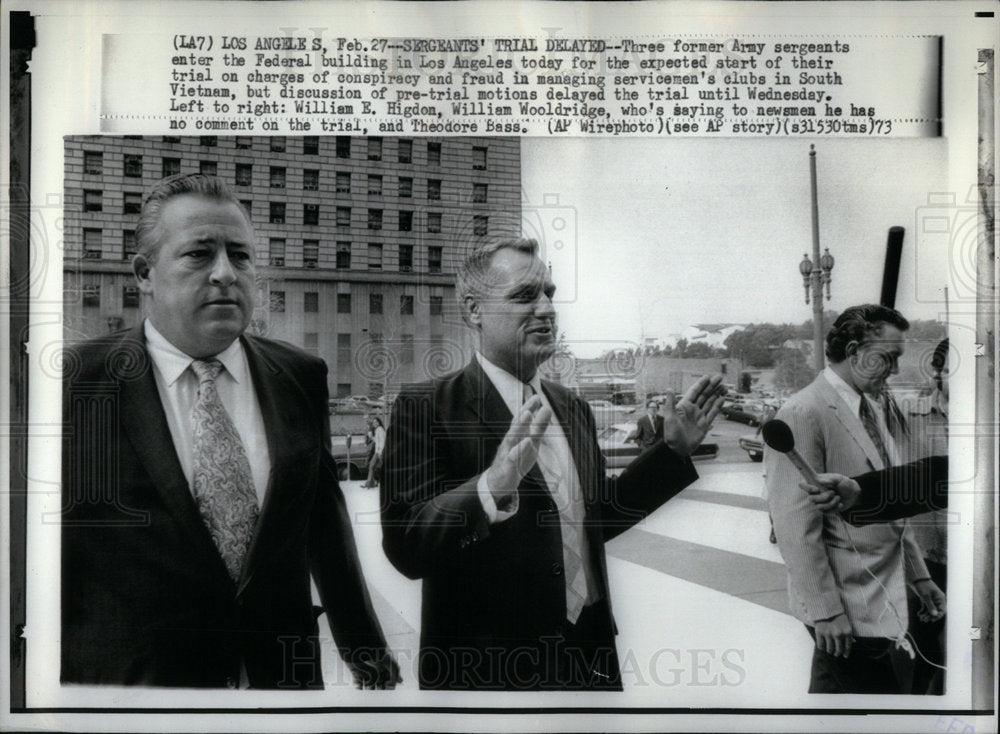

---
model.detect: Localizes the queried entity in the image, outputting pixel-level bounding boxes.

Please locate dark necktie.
[858,396,892,467]
[190,358,259,582]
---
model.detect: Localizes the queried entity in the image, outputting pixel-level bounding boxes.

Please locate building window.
[399,245,413,272]
[123,154,143,178]
[235,163,253,187]
[368,381,385,397]
[428,246,442,273]
[123,285,140,308]
[240,200,252,217]
[336,383,351,398]
[83,228,102,259]
[83,189,103,212]
[269,290,285,312]
[303,240,319,269]
[398,176,412,198]
[473,183,488,203]
[84,151,103,175]
[336,242,351,269]
[336,136,351,158]
[304,291,319,313]
[337,294,351,314]
[368,243,382,270]
[199,160,217,177]
[368,209,383,230]
[473,215,488,236]
[368,174,383,196]
[367,137,382,161]
[235,136,252,149]
[304,332,319,354]
[122,230,137,259]
[270,166,286,188]
[472,146,487,170]
[123,191,142,214]
[337,333,351,367]
[303,203,319,226]
[427,212,442,233]
[370,293,383,315]
[400,294,414,315]
[427,179,441,200]
[200,136,217,147]
[302,136,319,154]
[303,169,319,191]
[270,136,286,152]
[269,202,285,224]
[336,206,351,227]
[162,157,181,178]
[398,211,413,232]
[269,238,286,266]
[82,283,101,307]
[400,334,414,365]
[398,139,412,163]
[429,295,443,315]
[336,172,351,193]
[427,141,441,165]
[163,136,181,144]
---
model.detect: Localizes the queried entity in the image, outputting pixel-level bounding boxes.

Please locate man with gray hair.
[62,174,399,689]
[381,237,725,690]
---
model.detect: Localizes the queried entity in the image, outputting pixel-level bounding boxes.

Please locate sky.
[521,137,950,357]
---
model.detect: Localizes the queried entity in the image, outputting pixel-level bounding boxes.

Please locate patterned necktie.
[190,358,259,582]
[524,382,589,624]
[858,396,891,467]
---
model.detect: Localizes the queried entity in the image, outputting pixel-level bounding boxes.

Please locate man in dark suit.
[381,237,724,690]
[629,399,664,449]
[62,174,399,689]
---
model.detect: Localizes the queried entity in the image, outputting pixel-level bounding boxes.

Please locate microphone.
[761,419,823,486]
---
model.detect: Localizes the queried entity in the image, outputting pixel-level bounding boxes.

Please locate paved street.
[317,419,819,704]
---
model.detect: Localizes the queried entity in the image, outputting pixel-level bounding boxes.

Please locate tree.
[773,347,815,393]
[684,341,717,359]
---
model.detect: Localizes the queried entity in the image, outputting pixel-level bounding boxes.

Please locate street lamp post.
[798,145,835,373]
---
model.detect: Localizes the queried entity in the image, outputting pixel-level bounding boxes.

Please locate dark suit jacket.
[61,324,389,688]
[631,414,663,449]
[843,456,948,525]
[380,360,698,690]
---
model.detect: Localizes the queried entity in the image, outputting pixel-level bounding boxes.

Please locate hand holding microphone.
[761,419,858,511]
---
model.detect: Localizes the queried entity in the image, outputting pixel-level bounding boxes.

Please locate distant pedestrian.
[363,417,385,489]
[628,399,665,450]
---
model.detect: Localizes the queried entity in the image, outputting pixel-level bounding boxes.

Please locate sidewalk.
[320,462,816,703]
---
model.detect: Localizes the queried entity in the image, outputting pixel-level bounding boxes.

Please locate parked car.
[739,430,765,462]
[329,433,369,480]
[722,399,768,426]
[597,422,719,469]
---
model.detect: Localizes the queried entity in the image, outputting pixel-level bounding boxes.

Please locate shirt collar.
[144,319,247,386]
[475,352,541,417]
[823,365,875,417]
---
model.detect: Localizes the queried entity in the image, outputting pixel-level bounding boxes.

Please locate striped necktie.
[190,358,259,582]
[858,396,892,468]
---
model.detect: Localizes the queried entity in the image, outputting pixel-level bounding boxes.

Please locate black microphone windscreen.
[761,419,795,453]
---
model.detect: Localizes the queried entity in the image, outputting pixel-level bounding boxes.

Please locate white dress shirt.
[144,320,272,506]
[823,366,901,466]
[474,352,598,606]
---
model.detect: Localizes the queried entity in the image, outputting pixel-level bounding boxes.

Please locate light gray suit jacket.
[764,373,930,637]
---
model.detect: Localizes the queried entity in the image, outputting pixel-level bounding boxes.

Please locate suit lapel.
[236,337,316,594]
[462,359,513,441]
[116,326,231,580]
[816,374,885,470]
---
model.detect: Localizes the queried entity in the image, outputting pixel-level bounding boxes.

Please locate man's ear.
[462,293,482,328]
[133,254,154,294]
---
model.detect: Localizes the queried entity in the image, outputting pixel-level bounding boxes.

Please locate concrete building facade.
[62,135,522,396]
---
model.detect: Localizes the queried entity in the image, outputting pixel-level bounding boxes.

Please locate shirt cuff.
[477,472,518,524]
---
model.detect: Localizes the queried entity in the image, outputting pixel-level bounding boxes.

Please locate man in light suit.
[629,400,664,450]
[62,174,399,689]
[765,304,945,694]
[381,238,725,690]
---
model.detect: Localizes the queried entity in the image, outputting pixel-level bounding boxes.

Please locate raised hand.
[485,395,552,506]
[660,375,726,456]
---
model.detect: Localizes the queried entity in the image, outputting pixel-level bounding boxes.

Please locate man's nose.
[209,251,237,285]
[534,292,556,319]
